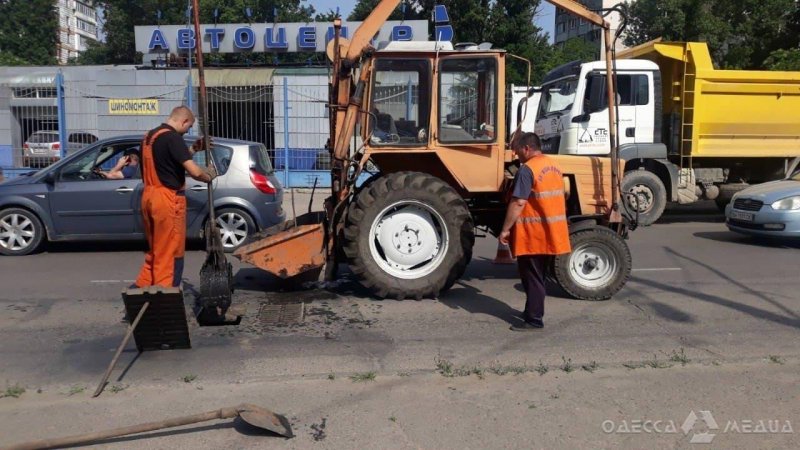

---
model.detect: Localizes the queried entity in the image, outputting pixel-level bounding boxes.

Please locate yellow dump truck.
[533,40,800,225]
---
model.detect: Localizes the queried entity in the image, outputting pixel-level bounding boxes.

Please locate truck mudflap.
[233,218,326,279]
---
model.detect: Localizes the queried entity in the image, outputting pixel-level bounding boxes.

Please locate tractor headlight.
[771,196,800,210]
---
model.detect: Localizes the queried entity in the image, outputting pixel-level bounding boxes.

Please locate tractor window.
[439,58,497,143]
[369,58,430,146]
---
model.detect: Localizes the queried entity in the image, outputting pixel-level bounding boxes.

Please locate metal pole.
[603,26,619,212]
[55,71,67,159]
[406,78,412,121]
[186,0,195,136]
[283,77,290,188]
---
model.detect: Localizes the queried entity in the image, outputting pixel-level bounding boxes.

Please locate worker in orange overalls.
[499,132,571,331]
[134,106,217,288]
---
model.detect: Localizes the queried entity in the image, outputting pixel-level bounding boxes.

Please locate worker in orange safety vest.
[499,132,571,331]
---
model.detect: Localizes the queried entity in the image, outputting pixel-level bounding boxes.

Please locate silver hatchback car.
[0,135,285,255]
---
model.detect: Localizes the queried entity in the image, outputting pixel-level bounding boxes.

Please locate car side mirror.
[43,171,56,185]
[572,113,591,123]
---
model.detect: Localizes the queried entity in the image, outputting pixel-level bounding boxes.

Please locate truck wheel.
[554,226,631,301]
[0,208,46,256]
[622,171,667,226]
[343,172,474,299]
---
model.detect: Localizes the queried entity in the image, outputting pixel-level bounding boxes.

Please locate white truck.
[531,41,800,225]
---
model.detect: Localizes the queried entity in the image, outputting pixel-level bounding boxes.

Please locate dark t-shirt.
[512,164,534,200]
[148,124,192,190]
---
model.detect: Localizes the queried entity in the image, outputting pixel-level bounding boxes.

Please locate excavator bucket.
[233,222,326,279]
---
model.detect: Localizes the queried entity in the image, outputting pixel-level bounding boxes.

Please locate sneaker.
[510,318,544,331]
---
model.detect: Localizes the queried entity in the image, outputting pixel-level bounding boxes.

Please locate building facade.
[554,0,627,57]
[56,0,99,64]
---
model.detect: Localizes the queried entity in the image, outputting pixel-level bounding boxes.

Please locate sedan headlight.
[771,196,800,210]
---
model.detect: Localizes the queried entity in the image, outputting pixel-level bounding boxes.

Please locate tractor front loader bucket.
[233,219,326,280]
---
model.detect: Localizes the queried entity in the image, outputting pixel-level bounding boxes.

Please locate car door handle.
[116,187,134,193]
[190,185,208,191]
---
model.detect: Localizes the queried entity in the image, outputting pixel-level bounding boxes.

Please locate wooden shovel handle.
[4,407,239,450]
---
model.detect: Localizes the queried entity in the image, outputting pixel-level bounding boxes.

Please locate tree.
[764,48,800,71]
[622,0,797,69]
[0,0,58,65]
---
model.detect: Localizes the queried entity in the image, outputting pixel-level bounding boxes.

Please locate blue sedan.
[725,170,800,239]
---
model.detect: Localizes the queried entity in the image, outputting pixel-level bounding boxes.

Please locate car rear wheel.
[215,208,256,252]
[0,208,45,256]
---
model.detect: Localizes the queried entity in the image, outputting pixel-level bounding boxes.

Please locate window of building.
[569,19,576,29]
[76,1,96,20]
[557,23,566,34]
[76,18,97,36]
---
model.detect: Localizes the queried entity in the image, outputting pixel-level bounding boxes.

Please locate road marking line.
[632,268,683,272]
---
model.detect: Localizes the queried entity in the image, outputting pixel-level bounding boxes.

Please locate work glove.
[205,165,218,181]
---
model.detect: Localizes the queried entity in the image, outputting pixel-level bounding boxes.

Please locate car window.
[27,132,59,143]
[249,144,273,174]
[58,142,141,181]
[191,144,233,175]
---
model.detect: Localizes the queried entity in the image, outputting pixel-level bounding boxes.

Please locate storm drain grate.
[258,302,305,326]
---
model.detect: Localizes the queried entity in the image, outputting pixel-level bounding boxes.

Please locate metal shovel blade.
[237,403,294,438]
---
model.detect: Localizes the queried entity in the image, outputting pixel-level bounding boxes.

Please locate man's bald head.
[166,105,195,134]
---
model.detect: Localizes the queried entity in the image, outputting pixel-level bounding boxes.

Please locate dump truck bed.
[619,41,800,158]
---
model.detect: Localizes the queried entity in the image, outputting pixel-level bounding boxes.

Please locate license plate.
[730,210,754,221]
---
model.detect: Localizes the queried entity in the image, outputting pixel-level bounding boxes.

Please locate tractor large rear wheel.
[553,226,631,301]
[343,172,474,299]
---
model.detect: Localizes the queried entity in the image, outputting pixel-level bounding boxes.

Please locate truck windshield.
[538,78,578,117]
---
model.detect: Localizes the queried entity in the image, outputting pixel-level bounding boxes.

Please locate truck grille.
[733,198,763,212]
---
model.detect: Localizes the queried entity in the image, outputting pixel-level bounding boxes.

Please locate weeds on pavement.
[110,384,127,394]
[67,385,86,396]
[389,416,397,422]
[581,361,599,373]
[768,355,785,365]
[327,373,336,380]
[645,355,671,369]
[560,356,575,373]
[669,348,690,366]
[350,372,377,382]
[1,384,25,398]
[182,374,197,383]
[535,362,549,376]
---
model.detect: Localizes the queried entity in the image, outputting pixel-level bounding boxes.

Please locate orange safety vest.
[511,155,571,256]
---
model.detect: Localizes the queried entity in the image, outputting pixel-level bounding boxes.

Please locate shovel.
[4,403,293,450]
[191,0,233,318]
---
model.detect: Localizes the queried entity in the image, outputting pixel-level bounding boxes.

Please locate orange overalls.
[135,128,187,288]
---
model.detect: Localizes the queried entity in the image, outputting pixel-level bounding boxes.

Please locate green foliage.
[0,0,58,65]
[623,0,799,69]
[764,49,800,71]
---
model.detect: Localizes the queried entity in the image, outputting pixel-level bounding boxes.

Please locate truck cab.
[534,59,661,157]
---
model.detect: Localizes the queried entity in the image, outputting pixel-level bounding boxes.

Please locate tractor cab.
[361,43,508,194]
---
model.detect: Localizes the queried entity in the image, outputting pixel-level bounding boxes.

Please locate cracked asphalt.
[0,201,798,449]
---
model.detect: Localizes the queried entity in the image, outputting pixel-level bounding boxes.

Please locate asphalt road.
[0,201,797,449]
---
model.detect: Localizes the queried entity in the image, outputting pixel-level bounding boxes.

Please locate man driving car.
[95,148,139,179]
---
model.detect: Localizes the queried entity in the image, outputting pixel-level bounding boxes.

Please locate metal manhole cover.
[258,302,305,326]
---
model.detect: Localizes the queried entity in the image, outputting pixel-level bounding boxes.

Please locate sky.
[310,1,557,43]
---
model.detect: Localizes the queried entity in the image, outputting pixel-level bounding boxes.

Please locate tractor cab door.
[434,55,505,192]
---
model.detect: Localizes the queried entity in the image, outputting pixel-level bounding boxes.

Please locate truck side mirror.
[572,113,591,123]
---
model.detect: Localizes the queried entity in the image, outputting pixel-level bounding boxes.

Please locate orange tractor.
[235,0,634,301]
